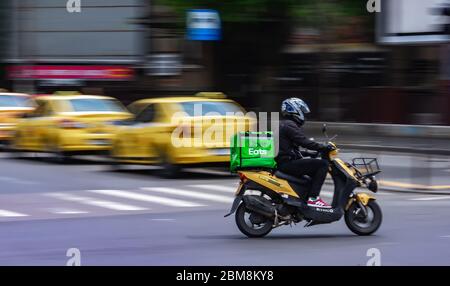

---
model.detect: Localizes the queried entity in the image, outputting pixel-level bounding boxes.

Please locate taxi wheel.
[159,154,181,178]
[8,147,24,159]
[47,143,70,164]
[161,163,181,178]
[109,143,124,171]
[51,150,70,164]
[109,151,123,171]
[0,141,8,151]
[9,135,24,159]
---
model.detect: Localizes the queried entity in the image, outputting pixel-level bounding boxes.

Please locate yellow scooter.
[225,135,382,238]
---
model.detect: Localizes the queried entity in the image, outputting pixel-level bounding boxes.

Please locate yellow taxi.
[0,92,34,144]
[111,92,256,175]
[12,94,133,161]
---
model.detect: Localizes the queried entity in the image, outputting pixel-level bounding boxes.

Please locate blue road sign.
[187,9,221,41]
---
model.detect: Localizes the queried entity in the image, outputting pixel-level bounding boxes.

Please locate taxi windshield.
[68,98,126,112]
[0,95,30,108]
[180,101,243,116]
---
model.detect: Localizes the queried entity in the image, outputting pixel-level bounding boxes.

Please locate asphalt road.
[0,152,450,265]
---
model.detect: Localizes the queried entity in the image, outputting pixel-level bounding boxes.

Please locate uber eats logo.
[248,148,268,156]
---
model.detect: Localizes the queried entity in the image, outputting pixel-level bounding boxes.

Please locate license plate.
[0,130,12,137]
[89,139,109,146]
[212,148,230,156]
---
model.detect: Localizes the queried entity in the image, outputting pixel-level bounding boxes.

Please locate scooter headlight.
[368,179,378,192]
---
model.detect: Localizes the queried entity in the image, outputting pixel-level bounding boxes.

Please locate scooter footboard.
[302,207,343,223]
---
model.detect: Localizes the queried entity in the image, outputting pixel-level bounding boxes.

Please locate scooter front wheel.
[345,200,382,236]
[235,203,273,238]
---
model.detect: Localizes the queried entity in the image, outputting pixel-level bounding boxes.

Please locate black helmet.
[281,98,311,125]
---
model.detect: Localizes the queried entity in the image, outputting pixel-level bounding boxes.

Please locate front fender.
[345,193,376,210]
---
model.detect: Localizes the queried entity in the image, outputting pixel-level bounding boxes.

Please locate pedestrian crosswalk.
[45,192,148,211]
[0,209,29,217]
[0,184,240,220]
[0,183,447,221]
[141,187,234,203]
[89,189,204,207]
[191,185,236,193]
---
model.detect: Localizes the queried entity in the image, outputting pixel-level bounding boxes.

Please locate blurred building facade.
[0,0,449,125]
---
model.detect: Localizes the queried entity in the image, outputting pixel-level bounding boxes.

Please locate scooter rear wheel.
[345,200,382,236]
[235,203,273,238]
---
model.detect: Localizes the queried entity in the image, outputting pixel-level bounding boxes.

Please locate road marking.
[0,209,29,217]
[45,193,147,211]
[410,196,450,201]
[151,218,175,221]
[142,187,234,203]
[380,180,450,191]
[191,185,237,193]
[88,190,203,208]
[0,176,39,185]
[440,235,450,238]
[46,208,89,215]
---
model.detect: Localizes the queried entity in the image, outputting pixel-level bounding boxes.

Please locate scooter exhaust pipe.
[242,195,276,218]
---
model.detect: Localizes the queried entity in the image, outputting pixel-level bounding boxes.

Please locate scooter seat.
[274,171,312,185]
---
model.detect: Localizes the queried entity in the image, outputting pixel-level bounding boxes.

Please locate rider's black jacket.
[275,117,326,165]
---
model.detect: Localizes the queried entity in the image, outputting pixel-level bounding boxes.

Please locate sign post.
[186,9,221,89]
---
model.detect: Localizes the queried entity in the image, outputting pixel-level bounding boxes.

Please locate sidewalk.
[305,121,450,154]
[302,121,450,194]
[305,122,450,195]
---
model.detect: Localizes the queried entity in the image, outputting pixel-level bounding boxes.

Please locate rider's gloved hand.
[326,143,336,152]
[320,143,335,152]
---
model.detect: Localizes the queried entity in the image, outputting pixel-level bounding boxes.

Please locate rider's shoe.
[307,197,332,208]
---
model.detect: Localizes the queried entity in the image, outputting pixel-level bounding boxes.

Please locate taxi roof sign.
[53,91,82,96]
[195,92,226,99]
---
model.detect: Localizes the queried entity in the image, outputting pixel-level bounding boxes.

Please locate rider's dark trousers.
[277,159,329,198]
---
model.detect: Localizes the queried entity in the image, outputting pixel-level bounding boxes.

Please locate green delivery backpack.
[230,131,277,172]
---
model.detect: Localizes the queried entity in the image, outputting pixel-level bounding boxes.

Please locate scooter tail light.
[239,172,247,182]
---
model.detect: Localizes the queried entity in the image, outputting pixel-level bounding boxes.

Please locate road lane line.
[0,210,29,217]
[190,185,237,193]
[142,187,233,203]
[45,193,147,211]
[46,208,89,215]
[88,190,203,208]
[0,176,39,185]
[410,196,450,201]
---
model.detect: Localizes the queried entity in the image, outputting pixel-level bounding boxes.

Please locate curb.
[378,187,450,196]
[323,180,450,196]
[339,143,450,156]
